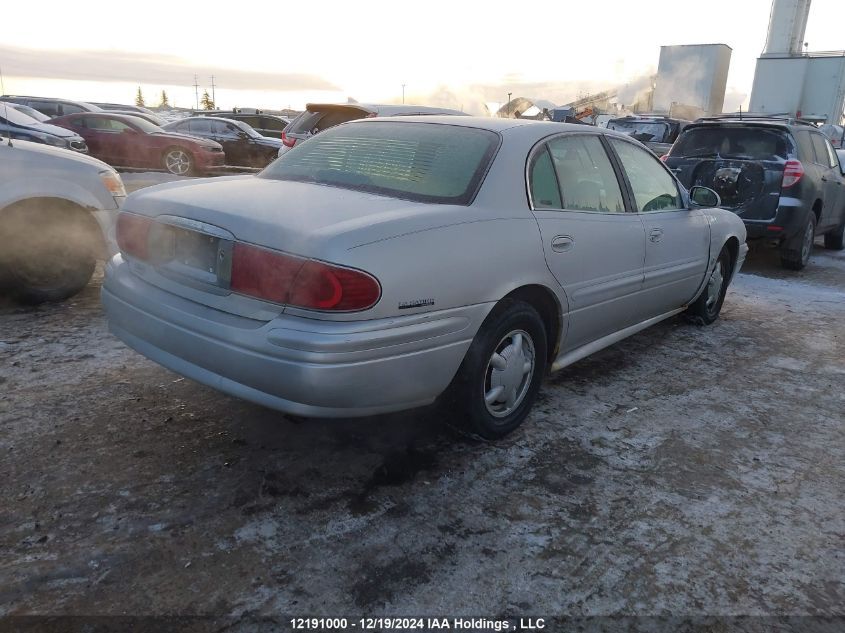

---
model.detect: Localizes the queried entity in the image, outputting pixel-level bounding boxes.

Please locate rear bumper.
[743,197,809,240]
[102,257,488,418]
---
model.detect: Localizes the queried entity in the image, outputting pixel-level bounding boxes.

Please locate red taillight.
[116,212,152,260]
[230,242,380,311]
[281,132,296,148]
[782,160,804,188]
[659,153,669,162]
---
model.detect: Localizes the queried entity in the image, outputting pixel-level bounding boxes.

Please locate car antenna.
[0,67,12,147]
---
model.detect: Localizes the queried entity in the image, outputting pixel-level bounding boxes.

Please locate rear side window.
[529,148,562,209]
[260,121,499,205]
[545,135,625,213]
[260,116,286,132]
[672,127,789,160]
[795,131,816,163]
[189,119,212,135]
[611,139,682,212]
[810,133,837,168]
[29,100,59,118]
[62,103,85,115]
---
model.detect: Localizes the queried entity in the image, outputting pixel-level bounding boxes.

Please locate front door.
[529,133,647,352]
[609,138,710,313]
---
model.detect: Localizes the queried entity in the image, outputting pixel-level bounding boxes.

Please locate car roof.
[684,119,801,132]
[176,116,244,126]
[2,95,102,110]
[304,103,467,116]
[348,115,640,142]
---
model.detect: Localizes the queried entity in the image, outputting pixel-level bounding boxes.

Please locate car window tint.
[189,119,212,135]
[795,131,816,163]
[529,147,562,209]
[62,104,85,115]
[610,138,682,212]
[31,101,59,118]
[260,117,286,131]
[811,134,836,168]
[672,127,788,160]
[546,135,625,213]
[824,138,838,168]
[261,121,499,205]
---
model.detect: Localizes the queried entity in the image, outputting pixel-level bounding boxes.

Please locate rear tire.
[0,201,99,303]
[780,212,815,270]
[685,246,732,325]
[162,147,194,176]
[823,218,845,250]
[442,300,547,440]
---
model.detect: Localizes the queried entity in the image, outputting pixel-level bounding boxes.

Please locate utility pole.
[210,75,216,107]
[402,83,406,104]
[193,75,199,110]
[507,92,512,117]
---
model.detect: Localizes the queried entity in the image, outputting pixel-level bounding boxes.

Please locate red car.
[49,112,224,175]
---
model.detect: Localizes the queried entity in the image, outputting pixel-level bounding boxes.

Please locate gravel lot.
[1,216,843,626]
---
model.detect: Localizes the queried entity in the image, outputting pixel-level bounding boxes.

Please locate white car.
[103,117,747,438]
[0,137,125,302]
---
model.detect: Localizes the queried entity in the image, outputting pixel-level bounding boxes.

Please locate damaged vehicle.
[0,136,124,302]
[664,116,845,269]
[606,115,690,157]
[102,117,746,438]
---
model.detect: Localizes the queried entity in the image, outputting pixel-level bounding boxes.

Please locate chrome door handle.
[551,235,574,252]
[649,228,664,242]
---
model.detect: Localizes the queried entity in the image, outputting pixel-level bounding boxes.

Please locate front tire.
[0,201,99,303]
[781,212,815,270]
[162,147,194,176]
[685,246,732,325]
[443,300,547,439]
[823,218,845,250]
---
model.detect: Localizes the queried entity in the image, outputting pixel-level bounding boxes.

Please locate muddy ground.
[1,231,843,626]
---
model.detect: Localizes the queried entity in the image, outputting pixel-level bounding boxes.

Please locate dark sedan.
[0,105,88,153]
[49,113,224,175]
[163,117,283,168]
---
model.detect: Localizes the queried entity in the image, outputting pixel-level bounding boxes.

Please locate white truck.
[0,137,125,302]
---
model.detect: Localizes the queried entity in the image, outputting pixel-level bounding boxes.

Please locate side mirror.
[690,185,721,208]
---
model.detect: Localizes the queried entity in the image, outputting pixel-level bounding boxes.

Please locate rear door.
[810,132,843,231]
[610,138,710,313]
[667,125,790,221]
[528,133,647,351]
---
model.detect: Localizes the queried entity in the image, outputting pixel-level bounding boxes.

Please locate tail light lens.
[782,160,804,187]
[659,153,669,162]
[231,242,381,311]
[116,212,153,260]
[281,132,296,148]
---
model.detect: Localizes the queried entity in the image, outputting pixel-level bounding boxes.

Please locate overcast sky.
[2,0,842,113]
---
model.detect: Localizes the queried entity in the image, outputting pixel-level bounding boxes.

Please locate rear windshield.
[286,106,369,135]
[607,120,670,143]
[672,126,789,160]
[260,121,499,205]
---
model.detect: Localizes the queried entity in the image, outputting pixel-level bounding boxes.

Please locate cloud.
[0,44,340,92]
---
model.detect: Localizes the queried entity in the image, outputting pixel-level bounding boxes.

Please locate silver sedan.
[102,117,747,438]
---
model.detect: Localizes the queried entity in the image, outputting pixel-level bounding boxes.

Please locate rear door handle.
[551,235,574,252]
[649,228,664,242]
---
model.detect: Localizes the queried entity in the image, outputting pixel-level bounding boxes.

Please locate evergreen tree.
[159,90,169,108]
[200,89,215,110]
[135,87,145,107]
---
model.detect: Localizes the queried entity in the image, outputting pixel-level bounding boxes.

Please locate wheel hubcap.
[165,150,190,175]
[706,261,724,311]
[484,330,535,418]
[801,220,814,263]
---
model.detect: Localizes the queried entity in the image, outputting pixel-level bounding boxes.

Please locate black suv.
[606,115,689,157]
[664,116,845,269]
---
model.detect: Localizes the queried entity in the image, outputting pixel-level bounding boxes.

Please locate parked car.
[4,102,50,122]
[606,115,690,157]
[664,116,845,268]
[0,137,125,302]
[0,104,88,153]
[102,117,746,438]
[819,123,844,149]
[162,117,283,168]
[107,110,168,127]
[92,103,157,116]
[277,103,467,156]
[48,112,225,176]
[1,95,102,118]
[193,110,290,138]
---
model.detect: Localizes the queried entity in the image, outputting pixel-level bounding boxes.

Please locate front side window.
[544,135,625,213]
[260,121,499,205]
[610,138,682,212]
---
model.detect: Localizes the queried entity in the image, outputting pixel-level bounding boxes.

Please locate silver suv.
[278,103,467,156]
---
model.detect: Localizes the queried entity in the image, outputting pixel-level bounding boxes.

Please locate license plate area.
[149,223,233,290]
